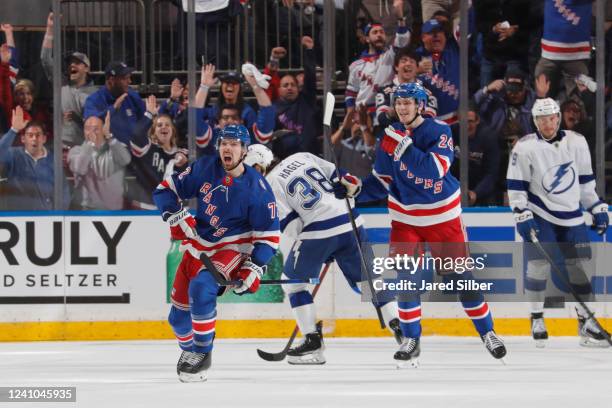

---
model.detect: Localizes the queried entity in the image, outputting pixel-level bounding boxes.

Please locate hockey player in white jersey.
[507,98,610,348]
[245,145,403,364]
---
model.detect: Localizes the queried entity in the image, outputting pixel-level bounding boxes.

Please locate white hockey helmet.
[244,144,274,173]
[531,97,561,136]
[531,97,560,118]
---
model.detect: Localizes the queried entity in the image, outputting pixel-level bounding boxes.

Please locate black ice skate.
[394,337,420,368]
[531,313,548,348]
[578,314,611,348]
[177,351,212,382]
[481,331,507,361]
[287,326,325,365]
[388,318,404,345]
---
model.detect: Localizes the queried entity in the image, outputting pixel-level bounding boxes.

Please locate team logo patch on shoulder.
[542,161,576,195]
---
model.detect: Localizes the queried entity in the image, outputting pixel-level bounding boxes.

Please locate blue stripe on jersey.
[507,179,530,191]
[527,192,583,220]
[280,210,299,232]
[579,174,595,184]
[302,211,359,232]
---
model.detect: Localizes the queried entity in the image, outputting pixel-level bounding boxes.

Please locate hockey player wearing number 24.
[153,124,280,382]
[507,97,610,348]
[244,145,404,365]
[357,83,507,367]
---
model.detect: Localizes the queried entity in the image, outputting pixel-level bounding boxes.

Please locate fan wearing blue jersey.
[507,97,610,348]
[244,145,404,365]
[357,83,506,367]
[153,124,280,382]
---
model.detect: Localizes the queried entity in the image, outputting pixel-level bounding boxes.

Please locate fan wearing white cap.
[507,97,610,348]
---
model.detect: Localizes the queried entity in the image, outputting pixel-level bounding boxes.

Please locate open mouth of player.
[222,154,234,165]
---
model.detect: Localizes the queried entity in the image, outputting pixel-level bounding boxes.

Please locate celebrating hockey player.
[244,145,403,365]
[357,82,507,367]
[507,97,610,348]
[153,124,280,382]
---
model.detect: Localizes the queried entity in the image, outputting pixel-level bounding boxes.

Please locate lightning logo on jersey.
[542,162,575,195]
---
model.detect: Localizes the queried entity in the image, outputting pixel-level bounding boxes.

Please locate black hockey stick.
[199,253,320,286]
[323,92,386,329]
[256,262,331,362]
[529,230,612,346]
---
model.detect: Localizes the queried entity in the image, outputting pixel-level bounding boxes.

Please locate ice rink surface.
[1,336,611,408]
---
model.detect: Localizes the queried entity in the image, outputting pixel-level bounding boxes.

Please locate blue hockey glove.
[589,202,609,235]
[514,209,539,242]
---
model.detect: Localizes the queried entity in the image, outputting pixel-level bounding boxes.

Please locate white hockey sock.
[292,303,317,335]
[380,302,399,329]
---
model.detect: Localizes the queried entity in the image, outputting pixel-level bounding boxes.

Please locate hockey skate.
[578,314,611,348]
[177,351,212,382]
[388,318,404,345]
[481,331,507,362]
[287,324,326,365]
[530,313,548,348]
[287,329,326,365]
[394,337,420,368]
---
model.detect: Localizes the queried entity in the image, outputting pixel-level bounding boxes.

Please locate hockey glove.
[242,63,271,89]
[514,209,538,242]
[233,260,265,295]
[165,207,197,240]
[381,126,412,160]
[589,202,609,235]
[332,174,362,199]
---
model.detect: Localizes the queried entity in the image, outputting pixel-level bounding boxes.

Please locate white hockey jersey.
[266,152,364,240]
[506,130,599,227]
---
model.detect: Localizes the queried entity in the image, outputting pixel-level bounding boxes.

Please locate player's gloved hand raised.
[332,174,362,199]
[589,202,609,235]
[513,209,539,242]
[164,207,197,240]
[381,126,412,160]
[233,260,265,295]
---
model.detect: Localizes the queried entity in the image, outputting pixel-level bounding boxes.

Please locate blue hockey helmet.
[393,82,428,112]
[216,124,251,150]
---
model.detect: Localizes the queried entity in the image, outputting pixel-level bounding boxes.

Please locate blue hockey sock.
[189,270,220,353]
[398,300,422,339]
[168,306,193,351]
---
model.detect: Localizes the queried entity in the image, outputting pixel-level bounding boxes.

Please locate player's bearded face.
[535,114,560,139]
[395,98,419,124]
[219,139,245,170]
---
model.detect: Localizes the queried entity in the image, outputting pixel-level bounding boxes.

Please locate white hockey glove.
[513,209,538,242]
[233,259,265,295]
[164,207,197,240]
[589,202,609,235]
[241,63,271,89]
[333,174,362,199]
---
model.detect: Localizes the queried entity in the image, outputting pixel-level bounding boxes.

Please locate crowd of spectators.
[1,0,611,212]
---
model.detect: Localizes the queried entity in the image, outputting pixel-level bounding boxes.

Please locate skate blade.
[579,337,611,348]
[178,371,208,383]
[535,339,546,349]
[498,357,507,366]
[287,351,326,365]
[395,358,419,369]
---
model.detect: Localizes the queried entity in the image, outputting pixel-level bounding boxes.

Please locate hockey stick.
[256,262,331,362]
[529,230,612,346]
[199,253,320,286]
[323,92,386,329]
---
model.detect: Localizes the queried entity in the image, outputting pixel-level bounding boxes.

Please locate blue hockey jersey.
[153,156,280,266]
[541,0,592,61]
[359,118,461,226]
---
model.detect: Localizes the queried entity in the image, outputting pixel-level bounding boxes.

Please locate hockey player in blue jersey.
[244,144,403,364]
[507,98,610,348]
[357,82,506,367]
[153,124,280,382]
